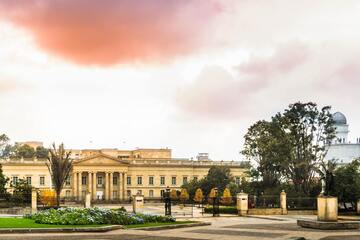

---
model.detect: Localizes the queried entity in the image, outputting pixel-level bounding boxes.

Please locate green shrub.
[204,206,237,214]
[25,207,175,225]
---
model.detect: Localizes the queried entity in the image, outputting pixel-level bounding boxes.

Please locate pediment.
[74,153,128,166]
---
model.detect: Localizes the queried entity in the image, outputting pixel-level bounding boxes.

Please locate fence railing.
[249,195,280,208]
[287,197,317,210]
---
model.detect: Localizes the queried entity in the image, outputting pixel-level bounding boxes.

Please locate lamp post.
[212,187,219,217]
[164,186,171,216]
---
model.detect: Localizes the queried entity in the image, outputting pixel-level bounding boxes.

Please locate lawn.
[0,218,107,228]
[125,221,196,229]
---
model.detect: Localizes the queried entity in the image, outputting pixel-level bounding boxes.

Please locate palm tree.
[46,143,72,207]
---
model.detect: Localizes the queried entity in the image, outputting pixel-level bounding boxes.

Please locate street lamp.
[164,186,171,216]
[212,187,219,217]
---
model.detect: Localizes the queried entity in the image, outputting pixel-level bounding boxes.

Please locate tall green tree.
[281,102,336,194]
[242,102,336,195]
[36,146,49,159]
[13,144,36,158]
[242,119,291,189]
[0,134,11,158]
[46,143,73,207]
[0,164,9,199]
[333,159,360,209]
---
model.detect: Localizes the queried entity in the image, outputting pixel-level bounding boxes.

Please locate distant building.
[325,112,360,165]
[0,147,248,199]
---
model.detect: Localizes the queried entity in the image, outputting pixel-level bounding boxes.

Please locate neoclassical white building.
[325,112,360,165]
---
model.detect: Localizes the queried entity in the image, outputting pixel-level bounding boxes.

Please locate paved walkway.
[1,215,360,240]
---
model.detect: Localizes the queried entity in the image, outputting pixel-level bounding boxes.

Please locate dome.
[332,112,347,125]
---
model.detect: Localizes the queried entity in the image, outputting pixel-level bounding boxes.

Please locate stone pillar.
[280,190,287,215]
[31,189,37,214]
[88,172,92,198]
[236,191,248,216]
[357,199,360,215]
[109,172,114,200]
[132,194,144,213]
[73,172,77,200]
[85,192,91,208]
[92,172,97,200]
[105,172,109,200]
[317,196,338,222]
[118,172,122,200]
[77,172,82,200]
[123,172,127,200]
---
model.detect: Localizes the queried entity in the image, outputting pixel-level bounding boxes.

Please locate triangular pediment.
[74,153,129,166]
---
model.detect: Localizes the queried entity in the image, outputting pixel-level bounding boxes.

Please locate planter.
[317,196,338,222]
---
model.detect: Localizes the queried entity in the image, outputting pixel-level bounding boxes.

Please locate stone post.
[280,190,287,215]
[132,194,144,213]
[84,192,91,208]
[357,199,360,215]
[236,191,248,216]
[317,196,338,222]
[31,189,37,214]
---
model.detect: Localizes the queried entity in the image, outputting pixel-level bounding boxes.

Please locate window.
[160,176,165,185]
[149,176,154,185]
[127,176,131,185]
[193,176,198,182]
[81,176,87,185]
[65,190,71,197]
[160,189,165,197]
[183,176,188,185]
[137,176,142,185]
[127,190,131,197]
[113,176,118,185]
[236,177,241,185]
[12,176,18,185]
[113,190,118,199]
[39,176,45,186]
[171,176,176,185]
[97,176,103,185]
[149,190,154,197]
[82,190,86,198]
[65,176,71,186]
[26,176,32,185]
[137,190,142,195]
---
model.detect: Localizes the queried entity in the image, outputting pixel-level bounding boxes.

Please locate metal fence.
[287,196,317,210]
[249,195,280,208]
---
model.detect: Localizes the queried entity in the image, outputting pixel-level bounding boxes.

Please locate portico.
[72,153,128,200]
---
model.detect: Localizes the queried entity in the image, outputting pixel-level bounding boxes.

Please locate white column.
[109,172,114,200]
[73,171,77,199]
[78,171,82,200]
[118,172,122,200]
[123,172,127,200]
[92,172,97,200]
[105,172,109,200]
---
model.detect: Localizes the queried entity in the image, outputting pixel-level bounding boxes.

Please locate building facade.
[0,146,248,200]
[326,112,360,165]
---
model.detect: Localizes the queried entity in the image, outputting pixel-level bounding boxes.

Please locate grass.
[125,221,196,229]
[0,218,107,229]
[0,218,194,229]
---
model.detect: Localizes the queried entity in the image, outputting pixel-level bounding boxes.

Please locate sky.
[1,0,360,160]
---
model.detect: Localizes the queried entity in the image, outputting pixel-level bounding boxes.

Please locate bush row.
[204,206,238,214]
[25,207,175,225]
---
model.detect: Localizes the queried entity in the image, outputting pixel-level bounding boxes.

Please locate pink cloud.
[0,0,221,66]
[176,41,310,119]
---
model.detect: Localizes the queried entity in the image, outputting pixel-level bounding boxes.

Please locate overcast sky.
[1,0,360,160]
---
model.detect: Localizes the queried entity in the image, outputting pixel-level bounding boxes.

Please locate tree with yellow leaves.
[170,189,178,200]
[39,189,56,206]
[208,187,217,204]
[193,188,204,203]
[179,188,189,203]
[220,187,233,205]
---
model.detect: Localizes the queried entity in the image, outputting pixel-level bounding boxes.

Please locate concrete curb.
[244,215,288,221]
[0,225,123,234]
[131,222,211,231]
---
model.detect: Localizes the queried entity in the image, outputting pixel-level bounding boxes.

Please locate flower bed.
[25,207,175,225]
